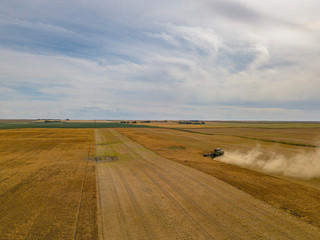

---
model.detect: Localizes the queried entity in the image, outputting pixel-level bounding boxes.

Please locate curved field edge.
[0,129,97,239]
[116,128,320,229]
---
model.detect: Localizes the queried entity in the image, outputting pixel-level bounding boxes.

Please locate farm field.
[0,120,148,129]
[0,129,97,239]
[186,127,320,147]
[1,121,320,239]
[95,128,320,239]
[134,120,320,129]
[116,127,320,228]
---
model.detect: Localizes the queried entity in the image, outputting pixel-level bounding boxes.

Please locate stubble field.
[116,126,320,228]
[0,128,97,239]
[95,128,320,239]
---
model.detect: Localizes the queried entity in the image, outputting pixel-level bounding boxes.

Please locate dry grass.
[116,127,320,228]
[0,129,97,239]
[190,127,320,146]
[0,119,34,124]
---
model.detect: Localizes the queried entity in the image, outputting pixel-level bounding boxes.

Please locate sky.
[1,0,320,120]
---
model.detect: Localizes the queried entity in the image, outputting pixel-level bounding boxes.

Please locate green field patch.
[0,121,155,129]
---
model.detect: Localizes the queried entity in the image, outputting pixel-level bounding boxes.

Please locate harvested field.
[187,127,320,147]
[0,129,97,239]
[116,127,320,228]
[135,120,320,129]
[2,124,320,239]
[96,128,320,239]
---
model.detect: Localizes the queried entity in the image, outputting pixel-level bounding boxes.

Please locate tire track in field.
[95,130,131,240]
[113,131,270,239]
[112,165,156,239]
[120,153,218,239]
[111,142,217,239]
[142,169,216,239]
[104,165,131,239]
[100,153,187,239]
[123,163,182,238]
[132,160,258,239]
[109,167,132,239]
[96,131,218,239]
[112,137,241,239]
[95,163,104,240]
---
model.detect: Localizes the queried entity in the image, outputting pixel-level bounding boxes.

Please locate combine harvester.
[203,148,224,159]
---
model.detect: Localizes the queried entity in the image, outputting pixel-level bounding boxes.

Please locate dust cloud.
[219,147,320,180]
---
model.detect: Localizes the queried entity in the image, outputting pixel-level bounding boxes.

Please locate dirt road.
[95,129,320,240]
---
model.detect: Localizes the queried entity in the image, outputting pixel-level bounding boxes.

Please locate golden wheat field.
[0,128,97,239]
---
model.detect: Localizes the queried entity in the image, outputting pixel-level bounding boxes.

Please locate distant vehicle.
[203,148,224,159]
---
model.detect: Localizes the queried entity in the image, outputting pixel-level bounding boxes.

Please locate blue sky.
[1,0,320,120]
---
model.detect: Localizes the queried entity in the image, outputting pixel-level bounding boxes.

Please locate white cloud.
[164,23,222,52]
[0,16,78,37]
[0,0,320,119]
[145,32,179,46]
